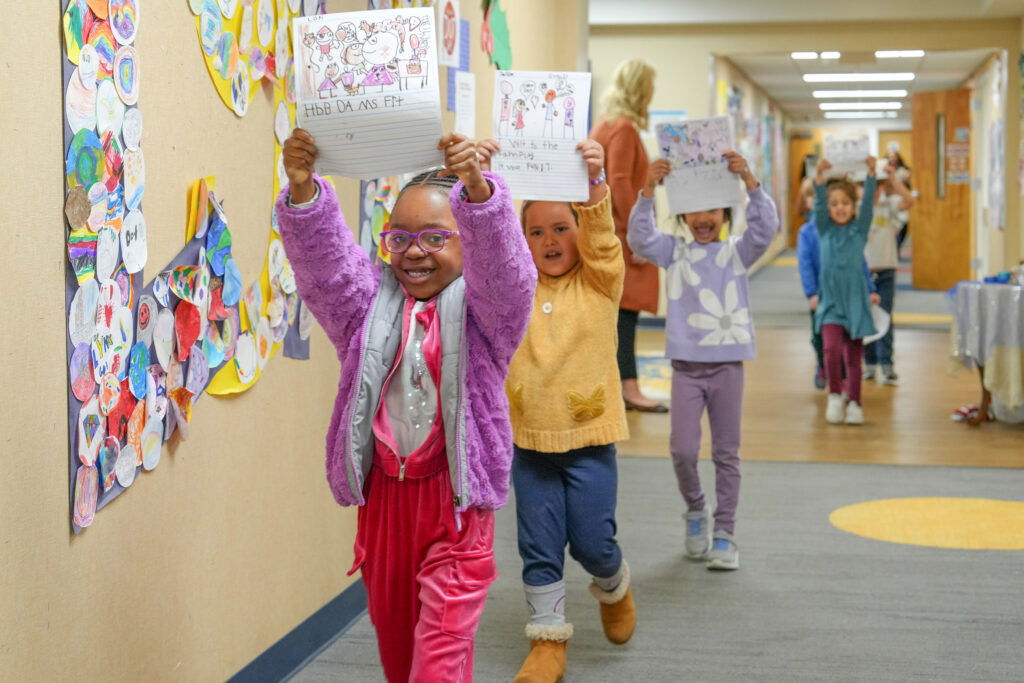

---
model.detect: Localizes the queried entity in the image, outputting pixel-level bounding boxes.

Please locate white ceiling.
[590,0,1024,25]
[727,49,997,127]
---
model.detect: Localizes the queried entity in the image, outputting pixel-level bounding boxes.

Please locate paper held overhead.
[292,8,444,180]
[654,115,742,216]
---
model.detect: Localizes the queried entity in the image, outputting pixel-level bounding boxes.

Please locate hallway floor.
[293,253,1023,682]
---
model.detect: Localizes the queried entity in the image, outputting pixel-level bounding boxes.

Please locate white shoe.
[826,393,845,424]
[845,402,864,425]
[684,508,712,559]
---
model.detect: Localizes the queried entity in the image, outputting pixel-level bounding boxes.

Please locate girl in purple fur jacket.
[276,129,535,682]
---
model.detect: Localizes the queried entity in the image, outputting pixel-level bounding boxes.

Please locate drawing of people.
[361,30,400,92]
[335,21,357,44]
[513,98,526,136]
[499,80,513,136]
[562,97,575,138]
[341,42,365,95]
[541,90,558,137]
[319,63,340,99]
[314,25,339,62]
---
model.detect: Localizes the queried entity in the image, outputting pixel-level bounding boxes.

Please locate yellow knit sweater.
[507,191,630,453]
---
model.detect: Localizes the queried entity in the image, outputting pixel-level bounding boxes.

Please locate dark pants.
[617,309,639,381]
[823,324,864,403]
[865,268,896,367]
[513,444,624,586]
[810,310,825,370]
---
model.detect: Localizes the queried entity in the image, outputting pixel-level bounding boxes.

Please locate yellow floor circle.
[829,497,1024,550]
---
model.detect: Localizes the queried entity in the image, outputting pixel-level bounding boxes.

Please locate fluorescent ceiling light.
[824,111,899,119]
[820,51,841,59]
[791,51,818,59]
[804,72,915,83]
[813,89,908,98]
[876,50,925,58]
[819,101,902,111]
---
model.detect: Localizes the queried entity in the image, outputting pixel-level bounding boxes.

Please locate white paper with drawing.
[292,8,444,180]
[656,116,741,215]
[491,71,592,201]
[823,129,871,177]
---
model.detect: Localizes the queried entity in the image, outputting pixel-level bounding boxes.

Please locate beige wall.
[0,1,581,679]
[591,18,1024,268]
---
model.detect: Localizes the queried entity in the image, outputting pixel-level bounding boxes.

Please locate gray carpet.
[749,250,950,330]
[293,458,1024,682]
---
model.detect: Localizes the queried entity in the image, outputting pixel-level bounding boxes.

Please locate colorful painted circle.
[73,465,100,528]
[65,67,97,134]
[122,107,142,151]
[231,58,250,117]
[62,0,90,64]
[108,0,139,46]
[113,44,140,105]
[87,20,117,79]
[214,30,239,81]
[115,444,138,487]
[98,436,120,491]
[199,0,223,56]
[66,128,104,189]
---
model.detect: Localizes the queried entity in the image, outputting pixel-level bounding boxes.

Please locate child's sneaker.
[862,365,877,381]
[845,401,864,425]
[706,532,739,570]
[814,367,826,390]
[879,366,899,386]
[826,393,845,424]
[684,508,711,559]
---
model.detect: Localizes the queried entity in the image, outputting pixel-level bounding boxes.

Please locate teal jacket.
[813,177,877,340]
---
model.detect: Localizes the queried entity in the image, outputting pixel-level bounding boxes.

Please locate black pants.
[617,309,639,381]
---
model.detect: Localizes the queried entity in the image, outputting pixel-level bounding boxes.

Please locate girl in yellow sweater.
[479,138,635,683]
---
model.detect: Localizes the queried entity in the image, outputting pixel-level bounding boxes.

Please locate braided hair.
[397,167,460,205]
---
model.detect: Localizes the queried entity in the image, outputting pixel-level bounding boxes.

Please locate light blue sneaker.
[684,509,711,559]
[706,531,739,571]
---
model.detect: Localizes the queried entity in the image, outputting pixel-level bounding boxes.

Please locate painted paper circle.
[123,148,145,211]
[154,308,176,370]
[108,0,139,45]
[69,279,100,346]
[256,0,273,46]
[222,258,242,306]
[66,68,98,133]
[71,343,97,401]
[267,288,284,327]
[239,4,254,54]
[249,46,266,80]
[95,226,119,282]
[77,396,105,466]
[231,59,250,117]
[169,389,191,442]
[221,308,241,361]
[95,278,121,333]
[104,183,125,229]
[126,398,146,455]
[255,317,273,370]
[146,364,168,422]
[175,302,201,361]
[274,17,289,80]
[298,301,313,340]
[87,20,117,79]
[99,436,120,491]
[186,344,210,393]
[167,354,184,394]
[87,183,108,231]
[78,44,100,90]
[113,45,140,105]
[99,372,121,415]
[244,283,262,331]
[122,107,142,151]
[66,128,104,188]
[96,79,126,139]
[115,444,137,487]
[136,294,156,346]
[234,331,257,383]
[66,185,91,230]
[153,272,170,307]
[274,101,291,146]
[214,31,239,80]
[128,342,149,399]
[101,131,123,190]
[113,263,134,307]
[141,418,163,470]
[218,0,238,19]
[268,239,286,278]
[200,0,223,56]
[73,465,100,528]
[63,0,90,64]
[88,0,109,18]
[68,228,97,285]
[284,57,296,104]
[203,320,226,367]
[188,0,205,15]
[120,209,147,272]
[285,291,299,326]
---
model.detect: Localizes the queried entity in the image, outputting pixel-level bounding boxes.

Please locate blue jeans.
[512,444,624,586]
[865,268,896,366]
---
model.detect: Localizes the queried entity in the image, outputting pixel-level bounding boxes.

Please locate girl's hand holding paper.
[475,138,501,173]
[643,159,671,197]
[283,128,319,203]
[723,150,759,190]
[440,133,491,203]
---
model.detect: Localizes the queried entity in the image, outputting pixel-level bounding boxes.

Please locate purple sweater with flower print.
[275,173,536,510]
[627,187,779,362]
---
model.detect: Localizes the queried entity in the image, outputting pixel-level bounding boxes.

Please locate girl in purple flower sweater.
[277,129,536,682]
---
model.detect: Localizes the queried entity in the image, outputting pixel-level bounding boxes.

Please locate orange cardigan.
[590,116,659,314]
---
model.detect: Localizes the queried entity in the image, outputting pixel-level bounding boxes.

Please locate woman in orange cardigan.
[591,59,665,412]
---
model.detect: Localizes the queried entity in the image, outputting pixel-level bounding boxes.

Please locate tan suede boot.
[589,561,636,645]
[513,623,573,683]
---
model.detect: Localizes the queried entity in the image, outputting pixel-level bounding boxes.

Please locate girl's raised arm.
[276,130,379,349]
[626,160,675,269]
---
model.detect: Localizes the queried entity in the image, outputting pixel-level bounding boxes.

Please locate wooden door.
[787,132,818,248]
[910,88,971,289]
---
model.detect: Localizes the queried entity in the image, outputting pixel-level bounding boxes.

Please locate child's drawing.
[492,70,587,140]
[498,79,512,136]
[657,116,732,170]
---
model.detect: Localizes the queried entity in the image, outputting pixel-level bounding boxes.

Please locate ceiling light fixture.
[819,102,902,111]
[823,111,900,119]
[791,51,818,60]
[813,89,908,98]
[804,72,915,83]
[820,51,841,59]
[875,50,925,58]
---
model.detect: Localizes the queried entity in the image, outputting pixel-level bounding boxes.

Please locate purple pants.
[822,324,863,403]
[669,360,744,534]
